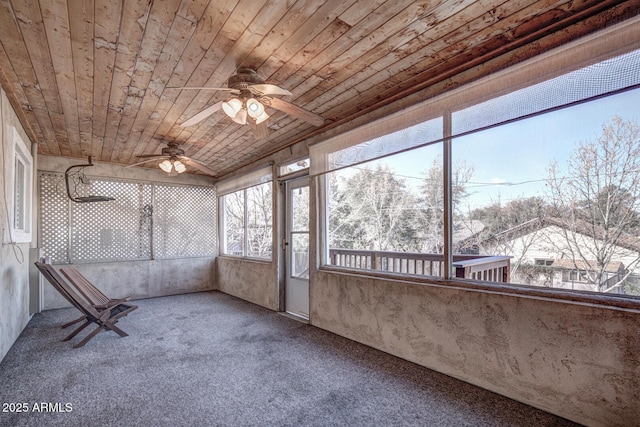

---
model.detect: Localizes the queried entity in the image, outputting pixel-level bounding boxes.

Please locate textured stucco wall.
[311,270,640,427]
[0,90,32,362]
[216,257,277,310]
[43,257,216,310]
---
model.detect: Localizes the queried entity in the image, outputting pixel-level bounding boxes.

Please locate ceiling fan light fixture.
[246,98,265,118]
[232,108,247,125]
[222,98,243,118]
[173,160,186,173]
[159,159,173,173]
[255,111,269,124]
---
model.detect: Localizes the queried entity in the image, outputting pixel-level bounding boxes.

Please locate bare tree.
[417,157,474,253]
[329,164,417,251]
[246,183,273,258]
[223,191,245,254]
[546,116,640,291]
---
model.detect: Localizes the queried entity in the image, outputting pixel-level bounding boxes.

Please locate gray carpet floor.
[0,291,578,427]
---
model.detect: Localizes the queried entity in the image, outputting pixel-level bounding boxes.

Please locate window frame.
[3,126,32,243]
[313,18,640,297]
[219,181,273,261]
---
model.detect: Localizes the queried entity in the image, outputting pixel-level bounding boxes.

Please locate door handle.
[282,238,289,251]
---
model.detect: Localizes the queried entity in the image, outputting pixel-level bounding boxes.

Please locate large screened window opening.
[453,89,640,295]
[219,166,273,259]
[313,20,640,297]
[326,134,447,276]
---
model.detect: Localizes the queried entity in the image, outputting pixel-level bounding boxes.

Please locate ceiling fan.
[127,141,216,176]
[173,68,324,137]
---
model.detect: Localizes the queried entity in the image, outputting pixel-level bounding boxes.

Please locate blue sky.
[371,87,640,209]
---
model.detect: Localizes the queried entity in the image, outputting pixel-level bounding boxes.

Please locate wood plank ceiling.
[0,0,638,178]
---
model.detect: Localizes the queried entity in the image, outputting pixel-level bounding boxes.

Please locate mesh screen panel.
[327,117,443,173]
[69,179,148,262]
[452,49,640,135]
[40,173,70,263]
[153,184,217,259]
[39,173,216,264]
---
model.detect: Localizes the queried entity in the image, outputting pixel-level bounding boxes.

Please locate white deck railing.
[329,249,511,283]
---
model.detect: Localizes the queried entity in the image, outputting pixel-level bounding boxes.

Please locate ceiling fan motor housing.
[228,68,264,89]
[161,142,185,157]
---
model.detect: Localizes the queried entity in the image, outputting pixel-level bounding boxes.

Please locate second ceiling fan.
[175,68,324,138]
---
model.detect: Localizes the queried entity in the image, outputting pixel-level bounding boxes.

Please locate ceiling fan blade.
[249,84,292,96]
[135,154,165,158]
[179,156,208,167]
[269,97,324,127]
[126,157,169,168]
[181,101,224,127]
[179,157,217,176]
[249,120,269,140]
[167,87,240,94]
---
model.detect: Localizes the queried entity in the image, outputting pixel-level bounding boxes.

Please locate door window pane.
[291,233,309,278]
[291,186,309,232]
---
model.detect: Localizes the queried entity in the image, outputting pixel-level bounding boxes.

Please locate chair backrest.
[60,267,109,306]
[35,262,100,320]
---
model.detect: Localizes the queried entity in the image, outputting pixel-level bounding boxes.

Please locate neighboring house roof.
[453,219,485,244]
[480,217,640,254]
[551,259,624,273]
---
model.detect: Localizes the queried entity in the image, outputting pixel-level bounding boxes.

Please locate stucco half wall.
[311,269,640,427]
[216,257,277,311]
[43,257,216,310]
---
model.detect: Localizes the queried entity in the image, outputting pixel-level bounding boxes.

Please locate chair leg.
[73,325,104,348]
[61,315,86,329]
[63,320,90,341]
[103,321,129,337]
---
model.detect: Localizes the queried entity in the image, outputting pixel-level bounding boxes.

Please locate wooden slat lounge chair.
[60,266,137,317]
[34,262,136,348]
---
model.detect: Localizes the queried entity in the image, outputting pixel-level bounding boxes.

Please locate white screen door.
[285,177,309,318]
